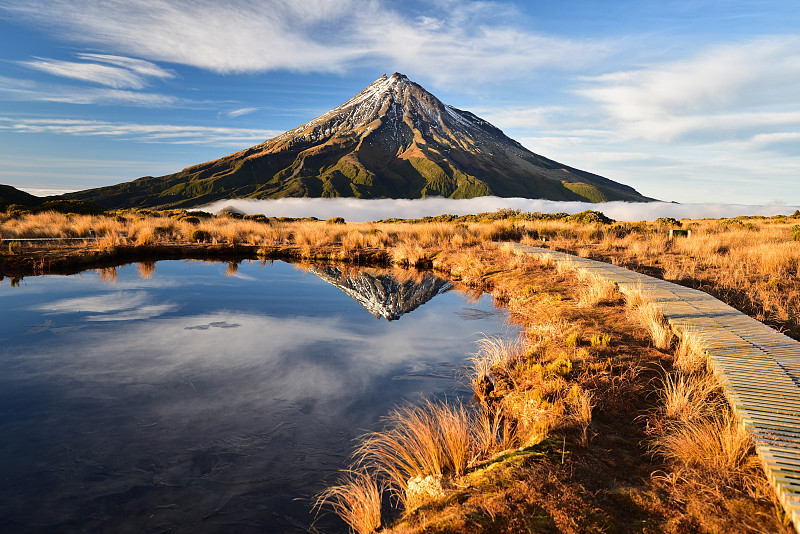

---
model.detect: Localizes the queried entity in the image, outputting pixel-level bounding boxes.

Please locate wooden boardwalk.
[506,244,800,530]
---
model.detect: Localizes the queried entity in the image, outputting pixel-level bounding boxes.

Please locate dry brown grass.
[468,335,525,394]
[630,300,674,350]
[576,269,619,307]
[673,330,708,374]
[653,411,753,485]
[528,215,800,340]
[355,399,476,507]
[314,469,384,534]
[659,371,720,423]
[569,386,593,447]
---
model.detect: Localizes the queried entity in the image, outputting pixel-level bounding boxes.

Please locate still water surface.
[0,260,515,533]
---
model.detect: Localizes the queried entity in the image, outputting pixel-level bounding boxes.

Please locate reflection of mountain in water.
[309,265,453,320]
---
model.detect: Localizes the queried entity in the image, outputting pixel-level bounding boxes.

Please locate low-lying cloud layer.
[200,197,800,222]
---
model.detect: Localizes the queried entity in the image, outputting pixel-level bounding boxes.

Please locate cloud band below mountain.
[199,197,800,222]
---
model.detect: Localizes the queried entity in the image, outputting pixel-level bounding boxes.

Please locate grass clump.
[190,229,211,243]
[673,330,708,374]
[658,372,719,423]
[355,399,474,507]
[652,411,753,485]
[314,470,384,534]
[627,297,673,350]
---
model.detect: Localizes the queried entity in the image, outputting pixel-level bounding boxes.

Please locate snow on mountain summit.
[62,73,654,208]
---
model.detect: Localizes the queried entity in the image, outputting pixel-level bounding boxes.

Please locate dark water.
[0,260,515,533]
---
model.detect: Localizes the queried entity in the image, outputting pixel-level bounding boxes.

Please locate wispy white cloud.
[577,37,800,142]
[0,117,280,145]
[77,53,175,79]
[0,75,179,105]
[226,107,258,118]
[20,54,174,89]
[199,197,800,223]
[0,0,612,84]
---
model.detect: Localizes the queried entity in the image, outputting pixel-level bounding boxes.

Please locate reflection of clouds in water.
[33,291,149,313]
[22,306,510,409]
[224,272,258,282]
[184,321,241,330]
[453,307,497,320]
[31,291,177,321]
[25,314,372,404]
[25,319,53,333]
[24,320,87,335]
[85,304,178,322]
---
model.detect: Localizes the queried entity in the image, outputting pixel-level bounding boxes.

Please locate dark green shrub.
[422,213,457,223]
[326,217,346,225]
[6,204,29,217]
[792,225,800,241]
[33,200,105,215]
[181,216,201,225]
[191,229,211,242]
[243,214,269,223]
[565,210,615,224]
[655,217,682,227]
[187,210,213,219]
[113,215,126,222]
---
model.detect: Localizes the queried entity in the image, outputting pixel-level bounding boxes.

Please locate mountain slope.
[63,73,654,209]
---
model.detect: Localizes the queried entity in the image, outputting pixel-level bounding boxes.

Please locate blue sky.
[0,0,798,205]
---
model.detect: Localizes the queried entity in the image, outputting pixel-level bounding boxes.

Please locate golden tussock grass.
[313,469,384,534]
[630,300,674,350]
[652,411,753,486]
[568,386,594,447]
[576,270,619,307]
[673,330,708,375]
[354,399,475,507]
[469,335,525,389]
[658,371,720,423]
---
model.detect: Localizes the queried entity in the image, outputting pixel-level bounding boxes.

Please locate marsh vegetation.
[1,207,798,532]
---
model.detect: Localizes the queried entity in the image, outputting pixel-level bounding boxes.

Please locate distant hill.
[62,73,655,209]
[0,185,106,215]
[0,184,41,209]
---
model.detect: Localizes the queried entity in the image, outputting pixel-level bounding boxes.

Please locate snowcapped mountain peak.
[67,73,653,207]
[266,72,483,152]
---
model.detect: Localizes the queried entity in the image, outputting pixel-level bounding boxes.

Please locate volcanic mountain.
[63,73,653,209]
[309,265,452,321]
